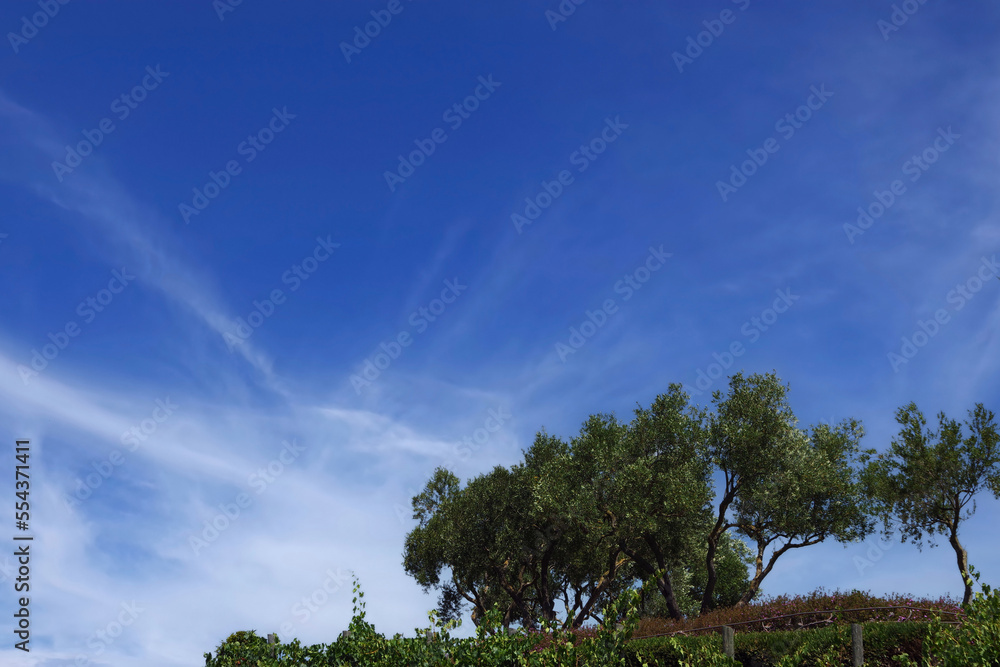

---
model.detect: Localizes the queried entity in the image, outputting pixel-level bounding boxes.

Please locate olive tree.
[731,418,877,605]
[515,430,631,629]
[402,467,502,627]
[860,402,1000,606]
[701,372,877,613]
[571,385,715,620]
[402,433,632,631]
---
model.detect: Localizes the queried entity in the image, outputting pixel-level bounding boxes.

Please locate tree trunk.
[732,527,823,608]
[702,531,719,615]
[949,528,971,607]
[458,582,486,627]
[492,565,536,629]
[702,489,736,615]
[572,550,625,629]
[947,493,973,608]
[654,570,685,620]
[537,544,557,624]
[734,540,768,607]
[622,545,684,620]
[735,539,788,607]
[646,534,687,620]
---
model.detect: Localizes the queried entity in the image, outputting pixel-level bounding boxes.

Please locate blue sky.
[1,0,999,665]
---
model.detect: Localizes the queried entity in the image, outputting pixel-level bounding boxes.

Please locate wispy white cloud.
[0,89,282,391]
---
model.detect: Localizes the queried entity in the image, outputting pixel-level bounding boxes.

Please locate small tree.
[402,440,632,631]
[731,418,877,606]
[700,372,799,614]
[572,386,715,621]
[860,402,1000,607]
[700,372,877,613]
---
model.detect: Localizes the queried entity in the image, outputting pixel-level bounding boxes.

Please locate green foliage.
[221,630,269,648]
[624,621,939,667]
[860,402,1000,606]
[769,623,850,667]
[436,582,466,624]
[702,372,878,611]
[204,577,999,667]
[666,635,740,667]
[891,564,1000,667]
[402,371,898,630]
[862,622,935,665]
[206,629,277,666]
[573,389,714,621]
[402,390,717,630]
[638,528,757,620]
[204,575,654,666]
[624,635,708,667]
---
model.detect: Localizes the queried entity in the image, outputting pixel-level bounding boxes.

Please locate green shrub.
[892,565,1000,667]
[206,629,277,666]
[626,634,711,667]
[204,575,651,666]
[203,576,997,666]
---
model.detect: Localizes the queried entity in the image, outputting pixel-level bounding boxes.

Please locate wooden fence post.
[267,633,277,658]
[721,626,735,659]
[340,630,351,640]
[851,623,863,666]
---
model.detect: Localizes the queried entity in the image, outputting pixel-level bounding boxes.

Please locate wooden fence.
[634,605,967,665]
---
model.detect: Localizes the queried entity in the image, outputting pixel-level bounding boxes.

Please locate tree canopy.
[697,372,876,612]
[403,371,998,627]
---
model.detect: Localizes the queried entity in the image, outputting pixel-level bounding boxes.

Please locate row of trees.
[401,372,1000,631]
